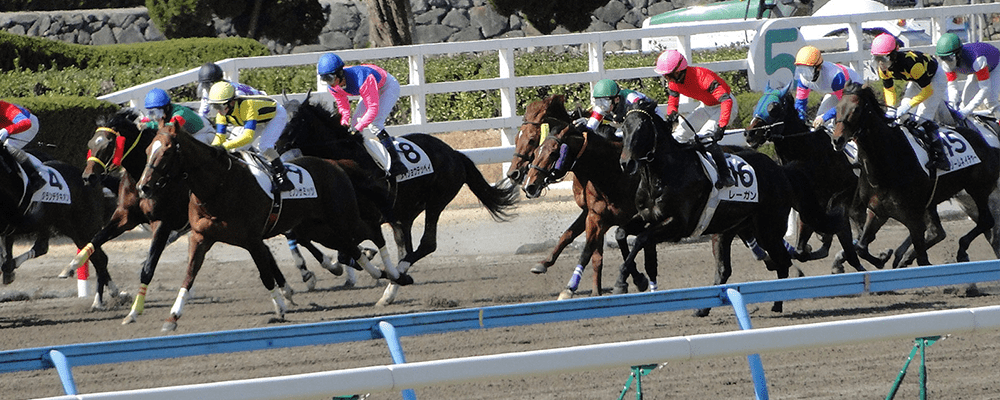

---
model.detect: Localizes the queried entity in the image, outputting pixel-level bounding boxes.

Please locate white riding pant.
[958,68,1000,118]
[902,67,954,125]
[226,104,288,153]
[350,74,400,134]
[672,96,739,144]
[191,114,217,145]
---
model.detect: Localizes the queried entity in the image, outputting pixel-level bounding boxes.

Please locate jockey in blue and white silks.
[793,46,863,128]
[936,33,1000,119]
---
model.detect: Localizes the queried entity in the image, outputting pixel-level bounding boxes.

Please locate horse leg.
[4,232,48,285]
[532,209,586,274]
[285,233,317,291]
[695,232,735,317]
[642,241,658,291]
[832,214,865,273]
[1,237,14,285]
[557,215,602,300]
[88,247,117,311]
[163,234,213,332]
[855,209,892,269]
[246,241,294,316]
[614,218,647,294]
[397,208,443,274]
[957,191,996,263]
[123,222,175,323]
[61,206,142,278]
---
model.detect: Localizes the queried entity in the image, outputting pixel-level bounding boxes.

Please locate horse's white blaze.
[170,287,188,317]
[376,283,399,306]
[139,141,163,186]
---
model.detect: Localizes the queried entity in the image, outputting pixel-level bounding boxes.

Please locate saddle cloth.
[391,136,434,182]
[690,151,759,238]
[900,126,981,177]
[237,152,318,201]
[14,152,71,206]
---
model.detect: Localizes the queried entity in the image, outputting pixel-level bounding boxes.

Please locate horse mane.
[96,108,141,131]
[288,100,353,141]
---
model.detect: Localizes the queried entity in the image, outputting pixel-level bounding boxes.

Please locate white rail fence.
[97,4,998,166]
[39,305,1000,400]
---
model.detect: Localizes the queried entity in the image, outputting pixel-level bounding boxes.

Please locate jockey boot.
[920,121,950,171]
[707,142,735,189]
[265,150,294,193]
[6,145,44,194]
[377,130,408,177]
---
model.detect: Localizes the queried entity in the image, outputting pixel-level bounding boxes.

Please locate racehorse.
[832,82,1000,267]
[276,98,518,305]
[0,144,113,301]
[745,81,890,272]
[619,100,835,316]
[521,120,656,298]
[136,121,412,331]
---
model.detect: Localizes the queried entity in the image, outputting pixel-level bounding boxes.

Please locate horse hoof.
[162,321,178,332]
[361,247,378,261]
[771,302,784,313]
[122,312,138,325]
[530,263,548,274]
[304,273,316,291]
[557,289,574,300]
[322,261,344,276]
[343,279,356,288]
[394,273,414,286]
[612,284,628,295]
[633,274,649,292]
[1,270,13,285]
[693,308,711,317]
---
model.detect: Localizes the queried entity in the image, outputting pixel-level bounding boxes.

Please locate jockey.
[655,49,736,189]
[206,81,293,192]
[196,62,267,119]
[793,45,863,128]
[871,33,950,170]
[582,79,661,139]
[142,88,215,144]
[317,53,407,177]
[935,33,1000,120]
[0,100,44,195]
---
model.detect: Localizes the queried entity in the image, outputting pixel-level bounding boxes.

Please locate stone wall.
[0,0,677,54]
[0,1,996,55]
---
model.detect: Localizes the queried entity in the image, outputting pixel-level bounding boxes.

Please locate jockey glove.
[896,102,912,119]
[0,128,8,142]
[348,127,361,136]
[885,108,896,120]
[713,126,726,141]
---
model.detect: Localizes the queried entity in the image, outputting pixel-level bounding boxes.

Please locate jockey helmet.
[207,81,236,104]
[593,79,620,98]
[936,33,962,57]
[317,53,345,76]
[871,33,899,56]
[198,62,224,84]
[144,88,171,109]
[794,46,823,66]
[654,50,687,75]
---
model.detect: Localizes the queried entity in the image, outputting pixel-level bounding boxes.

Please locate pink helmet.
[654,50,688,75]
[871,33,899,56]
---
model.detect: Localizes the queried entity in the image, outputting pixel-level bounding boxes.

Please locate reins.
[88,126,142,173]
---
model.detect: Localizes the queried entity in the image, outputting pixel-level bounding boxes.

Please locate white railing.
[38,305,1000,400]
[98,4,998,166]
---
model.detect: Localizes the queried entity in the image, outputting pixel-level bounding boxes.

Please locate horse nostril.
[507,170,522,184]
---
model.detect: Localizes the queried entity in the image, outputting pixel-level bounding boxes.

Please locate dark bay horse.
[277,99,517,305]
[745,82,890,273]
[0,145,112,301]
[619,101,835,316]
[521,122,656,298]
[136,122,412,331]
[832,82,1000,267]
[72,109,339,323]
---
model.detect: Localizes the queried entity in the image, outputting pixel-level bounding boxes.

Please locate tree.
[364,0,414,47]
[147,0,326,44]
[489,0,609,34]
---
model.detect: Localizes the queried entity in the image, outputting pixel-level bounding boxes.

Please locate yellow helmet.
[207,81,236,104]
[794,46,823,67]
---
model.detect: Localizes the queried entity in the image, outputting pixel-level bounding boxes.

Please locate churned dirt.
[1,130,1000,399]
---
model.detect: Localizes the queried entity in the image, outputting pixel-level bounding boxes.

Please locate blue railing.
[3,260,998,398]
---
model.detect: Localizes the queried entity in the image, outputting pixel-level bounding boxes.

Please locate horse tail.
[782,162,839,234]
[460,155,519,222]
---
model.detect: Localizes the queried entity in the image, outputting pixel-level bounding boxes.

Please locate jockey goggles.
[146,107,166,121]
[593,97,613,113]
[320,73,337,84]
[210,102,230,113]
[873,54,891,70]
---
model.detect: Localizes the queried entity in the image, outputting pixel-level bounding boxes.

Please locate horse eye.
[766,103,777,113]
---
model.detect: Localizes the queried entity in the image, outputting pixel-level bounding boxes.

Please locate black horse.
[0,143,113,302]
[276,99,518,305]
[619,100,835,316]
[745,81,891,273]
[832,82,1000,267]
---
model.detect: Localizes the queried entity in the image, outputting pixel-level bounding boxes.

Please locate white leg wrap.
[270,288,286,318]
[396,260,412,275]
[376,283,399,307]
[170,288,189,318]
[345,267,357,287]
[378,245,395,272]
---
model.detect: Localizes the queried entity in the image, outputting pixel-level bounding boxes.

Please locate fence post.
[724,288,769,400]
[376,321,417,400]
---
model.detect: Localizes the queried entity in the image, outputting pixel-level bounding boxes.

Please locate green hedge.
[7,96,120,169]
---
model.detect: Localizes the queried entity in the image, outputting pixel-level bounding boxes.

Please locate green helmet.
[936,33,962,57]
[593,79,620,98]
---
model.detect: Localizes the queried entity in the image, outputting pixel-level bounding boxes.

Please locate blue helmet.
[144,88,171,109]
[317,53,345,75]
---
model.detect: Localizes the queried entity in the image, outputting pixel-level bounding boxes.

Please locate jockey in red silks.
[317,53,407,177]
[655,49,736,189]
[0,100,44,194]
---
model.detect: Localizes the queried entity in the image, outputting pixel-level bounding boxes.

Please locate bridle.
[527,129,588,185]
[625,108,660,162]
[515,117,569,163]
[87,127,141,175]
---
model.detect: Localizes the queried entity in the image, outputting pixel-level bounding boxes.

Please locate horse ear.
[781,80,795,97]
[765,81,773,91]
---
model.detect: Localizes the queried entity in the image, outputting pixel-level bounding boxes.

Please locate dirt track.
[1,191,1000,399]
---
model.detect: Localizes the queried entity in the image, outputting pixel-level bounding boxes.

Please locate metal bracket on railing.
[886,335,944,400]
[616,364,659,400]
[43,349,78,395]
[375,321,417,400]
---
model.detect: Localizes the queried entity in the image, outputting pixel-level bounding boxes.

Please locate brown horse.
[136,122,411,331]
[521,121,655,298]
